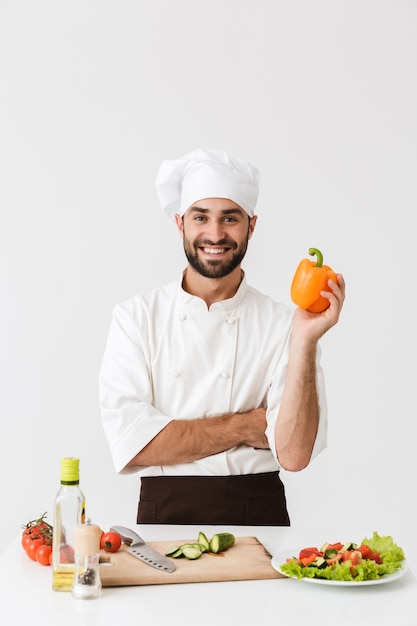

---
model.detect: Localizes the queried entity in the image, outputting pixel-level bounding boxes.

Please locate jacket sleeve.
[99,302,173,474]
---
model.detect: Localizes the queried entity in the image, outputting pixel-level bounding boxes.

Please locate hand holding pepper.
[291,247,338,313]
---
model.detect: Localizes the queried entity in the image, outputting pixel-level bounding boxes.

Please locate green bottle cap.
[60,457,80,484]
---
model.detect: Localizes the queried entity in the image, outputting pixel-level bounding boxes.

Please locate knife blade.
[110,525,176,573]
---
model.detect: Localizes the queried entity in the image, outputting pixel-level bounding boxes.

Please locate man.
[99,148,345,525]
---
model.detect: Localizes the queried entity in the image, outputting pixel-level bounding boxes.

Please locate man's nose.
[205,220,226,242]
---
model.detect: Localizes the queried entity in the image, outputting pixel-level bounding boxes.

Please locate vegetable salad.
[280,532,405,582]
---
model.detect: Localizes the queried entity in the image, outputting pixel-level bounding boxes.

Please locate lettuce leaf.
[280,532,405,582]
[360,531,405,564]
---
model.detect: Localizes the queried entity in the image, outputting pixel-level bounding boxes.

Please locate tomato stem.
[308,247,323,268]
[22,512,53,544]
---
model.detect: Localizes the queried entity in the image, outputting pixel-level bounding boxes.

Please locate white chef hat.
[155,148,260,220]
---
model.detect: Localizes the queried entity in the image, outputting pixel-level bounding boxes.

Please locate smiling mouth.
[201,247,229,255]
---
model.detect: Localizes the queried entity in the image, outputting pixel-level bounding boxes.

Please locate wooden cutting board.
[99,536,284,586]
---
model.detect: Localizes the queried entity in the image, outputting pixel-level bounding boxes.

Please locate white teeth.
[203,247,225,254]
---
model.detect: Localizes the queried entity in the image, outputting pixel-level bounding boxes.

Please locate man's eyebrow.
[188,206,245,215]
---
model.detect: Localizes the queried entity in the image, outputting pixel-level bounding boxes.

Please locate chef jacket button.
[178,313,187,321]
[220,371,230,379]
[225,317,236,324]
[172,369,181,377]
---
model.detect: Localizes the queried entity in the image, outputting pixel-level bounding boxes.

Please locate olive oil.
[52,567,76,591]
[52,458,86,592]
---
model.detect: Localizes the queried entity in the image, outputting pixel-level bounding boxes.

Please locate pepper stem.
[308,247,323,268]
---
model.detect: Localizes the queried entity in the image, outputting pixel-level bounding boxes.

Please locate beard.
[183,231,250,279]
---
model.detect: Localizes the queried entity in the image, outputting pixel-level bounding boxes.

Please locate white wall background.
[1,0,416,555]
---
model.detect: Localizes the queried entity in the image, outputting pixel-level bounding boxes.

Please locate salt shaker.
[71,519,102,599]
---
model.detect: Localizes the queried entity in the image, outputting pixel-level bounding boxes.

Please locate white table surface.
[1,523,415,626]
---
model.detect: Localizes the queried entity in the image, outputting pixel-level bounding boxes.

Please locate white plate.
[271,549,407,586]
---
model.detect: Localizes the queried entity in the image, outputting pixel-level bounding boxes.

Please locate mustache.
[195,237,237,248]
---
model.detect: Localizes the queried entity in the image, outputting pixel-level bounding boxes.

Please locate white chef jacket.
[99,273,328,476]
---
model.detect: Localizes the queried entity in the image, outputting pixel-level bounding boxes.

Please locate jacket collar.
[178,270,247,312]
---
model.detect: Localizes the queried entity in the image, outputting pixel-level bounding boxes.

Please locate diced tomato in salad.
[299,547,322,560]
[343,550,362,566]
[358,544,382,564]
[289,541,382,568]
[300,553,320,566]
[326,542,343,551]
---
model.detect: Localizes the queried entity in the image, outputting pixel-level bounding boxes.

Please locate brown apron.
[137,472,290,526]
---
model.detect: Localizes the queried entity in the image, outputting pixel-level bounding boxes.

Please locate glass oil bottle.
[52,457,86,591]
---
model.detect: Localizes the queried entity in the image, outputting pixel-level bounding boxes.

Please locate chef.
[99,148,345,525]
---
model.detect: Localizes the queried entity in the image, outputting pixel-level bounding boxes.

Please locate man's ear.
[174,213,184,235]
[248,215,257,239]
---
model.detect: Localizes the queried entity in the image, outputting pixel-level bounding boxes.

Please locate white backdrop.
[1,0,416,554]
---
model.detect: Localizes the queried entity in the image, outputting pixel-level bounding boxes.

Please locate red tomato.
[326,542,343,551]
[357,544,381,562]
[36,544,52,566]
[342,550,362,566]
[26,538,45,561]
[300,553,319,566]
[100,531,122,553]
[22,526,42,549]
[368,549,382,564]
[22,533,34,550]
[299,547,321,560]
[358,544,371,558]
[22,522,52,547]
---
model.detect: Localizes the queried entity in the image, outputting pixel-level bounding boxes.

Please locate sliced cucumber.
[198,532,210,552]
[209,533,235,554]
[324,549,339,560]
[165,547,184,558]
[181,545,203,560]
[180,543,204,551]
[165,546,183,556]
[165,531,236,560]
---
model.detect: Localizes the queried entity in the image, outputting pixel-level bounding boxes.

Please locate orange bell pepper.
[290,247,337,313]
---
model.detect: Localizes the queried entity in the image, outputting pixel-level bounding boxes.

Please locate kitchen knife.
[110,525,176,573]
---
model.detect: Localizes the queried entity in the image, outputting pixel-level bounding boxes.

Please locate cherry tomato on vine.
[22,513,53,549]
[36,544,52,566]
[100,530,122,553]
[26,538,45,561]
[22,532,35,550]
[22,526,42,547]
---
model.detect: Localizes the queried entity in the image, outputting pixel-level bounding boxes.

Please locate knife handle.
[110,525,144,547]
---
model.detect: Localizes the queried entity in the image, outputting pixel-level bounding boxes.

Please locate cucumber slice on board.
[198,532,210,552]
[180,545,203,560]
[165,532,236,559]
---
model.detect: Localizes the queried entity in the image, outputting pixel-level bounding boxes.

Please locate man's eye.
[224,217,236,223]
[194,215,206,222]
